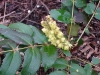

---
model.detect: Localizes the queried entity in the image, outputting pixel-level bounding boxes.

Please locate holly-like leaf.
[0,28,33,45]
[70,63,86,75]
[9,22,33,36]
[84,2,96,14]
[62,50,71,57]
[67,24,80,36]
[41,45,57,71]
[30,26,48,44]
[95,8,100,20]
[20,48,41,75]
[0,52,21,75]
[49,71,66,75]
[0,39,16,48]
[50,9,71,24]
[62,0,72,6]
[91,57,100,64]
[0,24,8,28]
[50,9,61,20]
[75,0,86,8]
[84,64,92,75]
[53,58,68,69]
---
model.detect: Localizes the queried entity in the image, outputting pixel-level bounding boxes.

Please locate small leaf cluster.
[50,0,100,24]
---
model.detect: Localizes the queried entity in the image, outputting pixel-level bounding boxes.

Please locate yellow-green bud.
[61,38,66,42]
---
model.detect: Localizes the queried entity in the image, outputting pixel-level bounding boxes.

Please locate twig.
[76,0,100,43]
[20,0,40,22]
[68,0,75,41]
[40,0,50,14]
[0,11,15,19]
[3,2,6,23]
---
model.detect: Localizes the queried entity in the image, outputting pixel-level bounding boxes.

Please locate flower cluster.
[41,15,72,50]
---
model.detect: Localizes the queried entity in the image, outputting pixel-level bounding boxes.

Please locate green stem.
[76,0,100,43]
[68,0,75,41]
[0,44,45,54]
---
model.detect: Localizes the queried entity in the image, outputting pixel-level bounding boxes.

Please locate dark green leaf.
[84,64,92,75]
[50,9,61,20]
[0,52,21,75]
[91,57,100,64]
[84,2,96,14]
[75,0,86,8]
[9,22,33,36]
[0,39,16,48]
[62,0,72,6]
[0,28,33,45]
[95,8,100,20]
[91,70,98,75]
[67,24,80,36]
[49,71,66,75]
[50,9,71,24]
[0,24,8,28]
[63,50,71,57]
[20,48,41,75]
[53,58,67,69]
[70,63,86,75]
[41,45,57,71]
[71,72,82,75]
[30,26,48,44]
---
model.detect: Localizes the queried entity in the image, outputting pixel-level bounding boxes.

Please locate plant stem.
[68,0,75,41]
[0,44,44,54]
[76,0,100,43]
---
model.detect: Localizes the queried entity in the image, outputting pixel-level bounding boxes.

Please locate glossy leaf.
[41,45,57,71]
[50,9,61,20]
[67,24,80,36]
[53,58,67,69]
[49,71,66,75]
[75,0,86,8]
[95,8,100,20]
[50,9,71,24]
[20,48,41,75]
[0,52,21,75]
[0,28,33,45]
[30,26,48,44]
[84,64,92,75]
[71,72,82,75]
[0,24,8,28]
[91,70,98,75]
[62,50,71,57]
[84,3,96,14]
[62,0,72,6]
[70,63,86,75]
[91,57,100,64]
[9,22,33,36]
[0,39,16,48]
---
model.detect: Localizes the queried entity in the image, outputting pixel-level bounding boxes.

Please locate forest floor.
[0,0,100,74]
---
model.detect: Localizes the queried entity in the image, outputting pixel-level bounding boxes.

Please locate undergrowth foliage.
[0,0,100,75]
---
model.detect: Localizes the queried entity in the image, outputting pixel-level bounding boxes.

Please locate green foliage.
[41,45,57,71]
[0,0,100,75]
[52,58,68,69]
[49,71,66,75]
[0,52,21,75]
[92,57,100,64]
